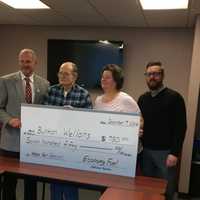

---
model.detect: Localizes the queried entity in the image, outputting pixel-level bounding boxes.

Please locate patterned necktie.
[25,77,32,104]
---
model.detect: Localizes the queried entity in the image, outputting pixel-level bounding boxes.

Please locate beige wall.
[0,25,195,193]
[0,25,193,101]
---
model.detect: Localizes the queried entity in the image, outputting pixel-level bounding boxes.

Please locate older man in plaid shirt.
[44,61,92,200]
[44,62,92,108]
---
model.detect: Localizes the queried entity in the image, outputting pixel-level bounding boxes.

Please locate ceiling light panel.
[0,0,50,9]
[140,0,189,10]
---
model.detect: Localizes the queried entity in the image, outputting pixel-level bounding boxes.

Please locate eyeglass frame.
[144,71,163,78]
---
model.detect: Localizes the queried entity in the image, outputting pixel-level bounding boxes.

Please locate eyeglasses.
[144,72,162,77]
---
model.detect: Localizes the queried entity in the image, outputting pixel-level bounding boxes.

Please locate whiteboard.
[20,104,140,177]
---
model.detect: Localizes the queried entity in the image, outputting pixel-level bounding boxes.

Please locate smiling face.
[145,65,164,90]
[19,49,37,77]
[101,70,117,93]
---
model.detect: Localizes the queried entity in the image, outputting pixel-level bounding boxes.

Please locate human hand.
[139,116,144,137]
[166,154,178,167]
[8,118,21,128]
[139,128,143,137]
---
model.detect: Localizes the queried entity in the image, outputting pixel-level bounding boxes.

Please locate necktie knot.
[25,77,30,82]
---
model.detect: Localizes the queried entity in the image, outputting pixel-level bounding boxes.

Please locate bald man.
[0,48,49,200]
[43,62,92,200]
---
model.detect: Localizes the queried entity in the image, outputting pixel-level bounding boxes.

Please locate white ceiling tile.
[41,0,108,26]
[19,10,72,26]
[89,0,146,27]
[144,10,188,27]
[0,4,35,24]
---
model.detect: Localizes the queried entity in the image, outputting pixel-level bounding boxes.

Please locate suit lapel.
[34,75,40,103]
[14,72,25,103]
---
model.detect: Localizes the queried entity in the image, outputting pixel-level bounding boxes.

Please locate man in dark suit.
[0,48,49,200]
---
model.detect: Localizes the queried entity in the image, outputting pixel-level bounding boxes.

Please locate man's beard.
[147,80,163,90]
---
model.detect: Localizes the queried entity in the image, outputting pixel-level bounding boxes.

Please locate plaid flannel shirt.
[43,84,92,109]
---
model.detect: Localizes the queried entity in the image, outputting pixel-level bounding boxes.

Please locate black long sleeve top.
[138,87,187,157]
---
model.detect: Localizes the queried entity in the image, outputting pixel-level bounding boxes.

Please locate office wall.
[0,25,193,101]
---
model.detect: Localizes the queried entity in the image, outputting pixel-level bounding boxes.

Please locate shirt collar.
[150,85,165,97]
[20,71,34,83]
[60,83,76,93]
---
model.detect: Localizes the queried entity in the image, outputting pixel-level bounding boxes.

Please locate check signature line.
[80,145,113,151]
[78,148,124,156]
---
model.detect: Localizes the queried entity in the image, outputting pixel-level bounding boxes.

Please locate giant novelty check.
[20,104,140,177]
